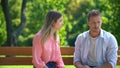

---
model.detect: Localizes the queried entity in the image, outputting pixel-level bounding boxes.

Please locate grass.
[0,65,33,68]
[0,65,120,68]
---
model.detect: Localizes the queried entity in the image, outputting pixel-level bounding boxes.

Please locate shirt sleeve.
[32,34,45,68]
[106,34,118,68]
[56,38,65,68]
[74,35,81,64]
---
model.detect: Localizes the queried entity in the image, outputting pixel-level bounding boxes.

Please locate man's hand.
[84,65,90,68]
[76,65,90,68]
[75,61,90,68]
[94,62,112,68]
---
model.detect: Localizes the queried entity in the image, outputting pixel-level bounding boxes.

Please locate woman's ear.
[52,21,56,27]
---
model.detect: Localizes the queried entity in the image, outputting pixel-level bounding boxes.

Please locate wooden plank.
[118,47,120,55]
[117,57,120,65]
[62,57,73,65]
[0,47,74,55]
[0,47,32,55]
[0,57,32,65]
[61,47,74,55]
[0,57,73,65]
[0,47,119,55]
[0,57,120,65]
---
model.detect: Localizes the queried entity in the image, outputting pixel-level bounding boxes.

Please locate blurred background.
[0,0,120,47]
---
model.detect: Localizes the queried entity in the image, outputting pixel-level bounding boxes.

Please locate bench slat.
[1,57,120,65]
[0,47,74,55]
[0,57,32,65]
[118,47,120,55]
[61,47,74,55]
[0,57,73,65]
[0,47,32,55]
[117,57,120,65]
[0,47,119,55]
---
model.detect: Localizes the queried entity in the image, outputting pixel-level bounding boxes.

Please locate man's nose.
[95,23,99,28]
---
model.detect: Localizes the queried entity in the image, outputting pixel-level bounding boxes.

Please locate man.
[74,9,118,68]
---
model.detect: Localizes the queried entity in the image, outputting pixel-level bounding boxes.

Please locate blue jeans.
[46,62,56,68]
[33,62,56,68]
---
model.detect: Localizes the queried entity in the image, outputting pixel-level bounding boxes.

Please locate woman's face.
[53,16,63,30]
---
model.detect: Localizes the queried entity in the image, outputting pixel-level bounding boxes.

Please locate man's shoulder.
[77,31,89,38]
[102,29,115,39]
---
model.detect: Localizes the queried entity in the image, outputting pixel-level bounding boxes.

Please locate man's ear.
[87,21,90,26]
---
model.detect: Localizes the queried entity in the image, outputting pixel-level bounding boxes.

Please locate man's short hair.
[87,9,101,21]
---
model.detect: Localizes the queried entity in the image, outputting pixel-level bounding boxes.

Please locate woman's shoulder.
[33,31,42,40]
[35,31,42,36]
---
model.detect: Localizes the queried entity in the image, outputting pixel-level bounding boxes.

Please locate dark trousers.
[89,66,96,68]
[46,62,56,68]
[34,62,56,68]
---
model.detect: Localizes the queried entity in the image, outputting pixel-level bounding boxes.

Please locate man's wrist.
[75,61,83,67]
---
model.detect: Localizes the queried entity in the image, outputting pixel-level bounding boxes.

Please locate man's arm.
[74,61,83,68]
[74,61,90,68]
[94,62,112,68]
[95,34,118,68]
[74,35,82,67]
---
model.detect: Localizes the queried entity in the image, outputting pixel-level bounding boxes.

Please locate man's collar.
[86,29,105,39]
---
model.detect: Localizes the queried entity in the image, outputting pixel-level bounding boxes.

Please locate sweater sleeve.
[56,38,65,68]
[32,34,45,68]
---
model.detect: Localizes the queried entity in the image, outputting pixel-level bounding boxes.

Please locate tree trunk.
[1,0,27,46]
[1,0,14,46]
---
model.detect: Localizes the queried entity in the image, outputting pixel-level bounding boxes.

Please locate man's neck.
[90,31,100,38]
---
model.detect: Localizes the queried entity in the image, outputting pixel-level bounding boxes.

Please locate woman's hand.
[43,65,48,68]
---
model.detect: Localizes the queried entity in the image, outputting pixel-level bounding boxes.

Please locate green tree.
[1,0,27,46]
[0,0,120,46]
[64,0,120,46]
[108,0,120,45]
[18,0,70,46]
[65,0,94,46]
[0,5,6,46]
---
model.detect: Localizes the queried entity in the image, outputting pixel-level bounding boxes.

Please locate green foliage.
[8,0,22,29]
[0,5,6,46]
[0,0,120,46]
[107,0,120,45]
[19,0,70,46]
[65,0,95,46]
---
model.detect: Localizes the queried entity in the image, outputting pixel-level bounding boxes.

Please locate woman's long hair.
[40,10,62,45]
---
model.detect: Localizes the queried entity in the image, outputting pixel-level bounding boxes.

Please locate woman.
[32,10,65,68]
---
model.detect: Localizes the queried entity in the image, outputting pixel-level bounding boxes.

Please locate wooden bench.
[0,47,120,65]
[0,47,74,65]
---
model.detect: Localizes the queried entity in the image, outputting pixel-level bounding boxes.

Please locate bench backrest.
[0,47,120,65]
[0,47,74,65]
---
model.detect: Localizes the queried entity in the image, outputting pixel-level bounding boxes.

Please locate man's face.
[88,15,102,33]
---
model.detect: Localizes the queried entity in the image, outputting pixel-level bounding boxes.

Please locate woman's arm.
[32,34,46,68]
[56,37,65,68]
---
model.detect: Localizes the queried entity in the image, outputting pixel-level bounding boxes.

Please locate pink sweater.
[32,32,65,68]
